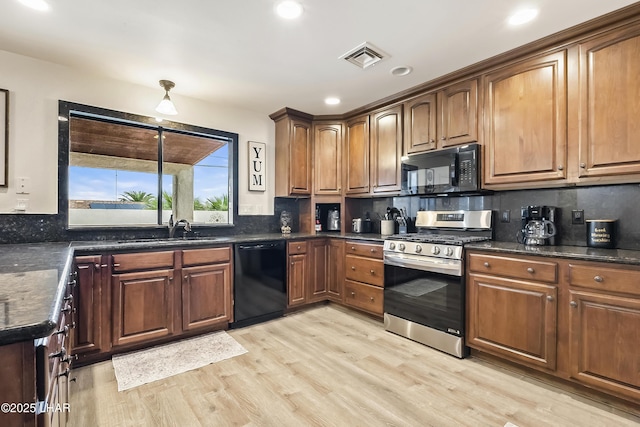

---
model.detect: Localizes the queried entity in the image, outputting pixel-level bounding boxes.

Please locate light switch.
[15,199,27,212]
[16,177,30,194]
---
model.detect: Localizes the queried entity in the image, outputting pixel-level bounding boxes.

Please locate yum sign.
[248,141,266,191]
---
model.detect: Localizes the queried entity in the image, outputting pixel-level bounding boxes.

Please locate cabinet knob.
[370,248,376,253]
[570,301,578,308]
[297,245,301,250]
[94,263,101,269]
[184,275,188,280]
[351,266,356,270]
[527,267,535,274]
[483,262,490,268]
[441,136,446,140]
[113,263,121,268]
[546,295,554,302]
[370,297,375,302]
[557,165,564,171]
[430,139,435,143]
[351,292,355,297]
[291,262,294,265]
[594,275,603,283]
[370,270,375,275]
[580,163,586,168]
[351,246,356,251]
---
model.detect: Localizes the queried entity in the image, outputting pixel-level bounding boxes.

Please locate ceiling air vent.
[339,42,387,69]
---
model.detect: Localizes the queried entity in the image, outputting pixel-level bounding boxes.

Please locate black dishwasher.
[232,241,287,328]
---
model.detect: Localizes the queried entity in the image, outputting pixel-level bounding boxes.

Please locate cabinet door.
[577,25,640,178]
[569,290,640,401]
[327,239,345,301]
[371,105,403,194]
[288,254,307,307]
[345,115,370,194]
[439,79,479,148]
[314,122,342,195]
[308,239,328,302]
[467,273,558,371]
[111,269,174,347]
[484,51,567,185]
[182,263,232,331]
[289,118,312,194]
[404,92,437,154]
[72,255,104,355]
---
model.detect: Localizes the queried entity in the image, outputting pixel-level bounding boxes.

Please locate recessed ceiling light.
[17,0,50,11]
[276,1,303,19]
[390,66,413,77]
[508,8,538,26]
[325,97,341,105]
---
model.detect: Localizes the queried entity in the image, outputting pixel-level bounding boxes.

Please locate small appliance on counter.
[327,207,340,231]
[518,205,558,246]
[352,213,373,233]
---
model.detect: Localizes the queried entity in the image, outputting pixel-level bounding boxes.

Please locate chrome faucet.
[168,214,191,238]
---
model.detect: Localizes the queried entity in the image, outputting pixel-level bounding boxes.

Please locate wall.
[0,50,274,216]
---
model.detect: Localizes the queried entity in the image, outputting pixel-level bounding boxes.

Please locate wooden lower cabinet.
[467,250,640,405]
[308,239,329,302]
[287,241,308,307]
[467,273,558,371]
[72,255,104,356]
[327,239,345,301]
[111,269,175,348]
[344,280,383,314]
[182,263,232,331]
[343,241,384,316]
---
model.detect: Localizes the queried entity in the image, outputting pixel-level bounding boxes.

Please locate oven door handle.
[384,253,462,277]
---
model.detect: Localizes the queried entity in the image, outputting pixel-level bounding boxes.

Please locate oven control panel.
[383,240,463,260]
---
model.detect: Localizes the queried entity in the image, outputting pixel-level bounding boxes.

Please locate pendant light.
[155,80,178,115]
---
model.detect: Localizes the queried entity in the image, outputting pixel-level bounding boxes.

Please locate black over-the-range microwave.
[401,143,481,196]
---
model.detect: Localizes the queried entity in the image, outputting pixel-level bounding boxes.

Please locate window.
[59,102,237,228]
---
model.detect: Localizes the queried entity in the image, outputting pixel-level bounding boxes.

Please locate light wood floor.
[68,305,640,427]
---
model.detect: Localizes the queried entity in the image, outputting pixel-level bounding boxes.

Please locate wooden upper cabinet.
[404,92,437,154]
[345,115,370,194]
[313,122,342,195]
[370,105,403,194]
[271,108,313,196]
[483,51,567,186]
[404,78,478,154]
[439,79,479,148]
[577,24,640,179]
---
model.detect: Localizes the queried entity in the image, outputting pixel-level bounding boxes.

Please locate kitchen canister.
[586,219,616,248]
[381,219,395,236]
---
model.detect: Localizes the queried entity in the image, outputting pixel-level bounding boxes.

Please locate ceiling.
[1,0,638,116]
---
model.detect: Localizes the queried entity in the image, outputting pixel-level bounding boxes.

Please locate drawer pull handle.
[113,263,121,267]
[483,262,490,268]
[351,292,355,296]
[370,248,376,253]
[570,301,578,308]
[351,246,356,251]
[297,245,301,250]
[370,297,374,302]
[594,275,603,283]
[527,267,535,273]
[546,295,554,302]
[370,270,375,275]
[351,266,356,270]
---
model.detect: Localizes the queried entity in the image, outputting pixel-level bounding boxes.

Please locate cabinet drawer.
[345,255,383,287]
[345,241,383,260]
[112,251,175,272]
[182,246,231,266]
[288,241,307,255]
[468,253,558,283]
[568,263,640,296]
[344,280,383,315]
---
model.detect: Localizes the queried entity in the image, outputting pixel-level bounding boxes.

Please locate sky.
[69,144,229,202]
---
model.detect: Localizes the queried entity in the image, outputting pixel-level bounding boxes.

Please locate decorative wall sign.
[0,89,7,187]
[248,141,266,191]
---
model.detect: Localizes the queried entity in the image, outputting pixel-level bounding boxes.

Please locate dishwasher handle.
[237,242,284,251]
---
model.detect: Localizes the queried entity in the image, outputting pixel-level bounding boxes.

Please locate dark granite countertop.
[466,241,640,266]
[0,242,73,346]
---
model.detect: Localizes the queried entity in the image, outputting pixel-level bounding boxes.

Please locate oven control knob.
[415,245,422,253]
[389,242,396,250]
[398,243,406,251]
[445,247,454,256]
[431,246,441,255]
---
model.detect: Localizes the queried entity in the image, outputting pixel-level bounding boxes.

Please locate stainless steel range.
[383,209,492,358]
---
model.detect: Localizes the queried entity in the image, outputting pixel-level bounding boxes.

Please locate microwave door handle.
[450,154,459,186]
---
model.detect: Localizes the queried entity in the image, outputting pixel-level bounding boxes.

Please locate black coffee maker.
[518,206,558,246]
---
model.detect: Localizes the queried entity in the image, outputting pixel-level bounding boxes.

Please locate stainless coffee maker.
[518,206,558,246]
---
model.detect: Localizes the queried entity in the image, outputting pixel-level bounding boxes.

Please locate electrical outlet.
[572,209,584,224]
[500,209,511,223]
